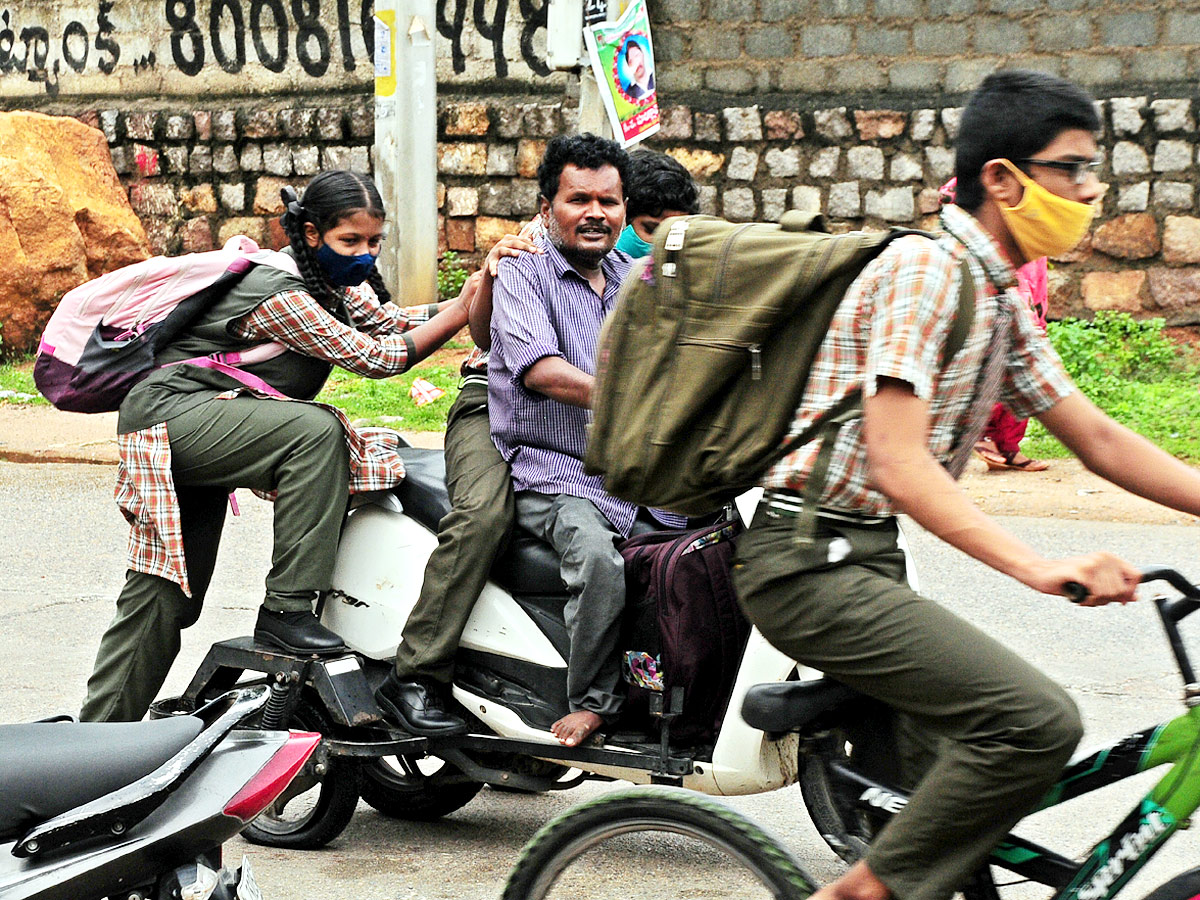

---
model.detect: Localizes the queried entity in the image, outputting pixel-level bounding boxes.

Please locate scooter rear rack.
[175,637,697,787]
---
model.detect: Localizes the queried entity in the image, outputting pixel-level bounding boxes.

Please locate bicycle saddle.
[741,678,862,734]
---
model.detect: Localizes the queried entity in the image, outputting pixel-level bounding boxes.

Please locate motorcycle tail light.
[223,731,322,822]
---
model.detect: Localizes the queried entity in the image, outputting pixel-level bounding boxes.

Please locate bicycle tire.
[502,786,816,900]
[1140,866,1200,900]
[799,727,1004,900]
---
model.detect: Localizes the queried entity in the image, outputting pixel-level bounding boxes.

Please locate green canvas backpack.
[584,210,975,517]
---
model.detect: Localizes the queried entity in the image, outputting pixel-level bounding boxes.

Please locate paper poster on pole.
[582,0,659,148]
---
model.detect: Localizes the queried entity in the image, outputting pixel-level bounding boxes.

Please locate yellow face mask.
[995,158,1094,262]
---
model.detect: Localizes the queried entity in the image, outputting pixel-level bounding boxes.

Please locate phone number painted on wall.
[165,0,372,76]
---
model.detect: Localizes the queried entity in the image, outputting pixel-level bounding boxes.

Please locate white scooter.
[168,444,919,849]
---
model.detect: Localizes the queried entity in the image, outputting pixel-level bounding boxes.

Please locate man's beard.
[547,214,611,270]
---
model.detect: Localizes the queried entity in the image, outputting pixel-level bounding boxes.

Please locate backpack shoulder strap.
[942,255,976,365]
[773,233,977,544]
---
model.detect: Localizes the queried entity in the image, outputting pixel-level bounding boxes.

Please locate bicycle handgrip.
[1064,581,1088,603]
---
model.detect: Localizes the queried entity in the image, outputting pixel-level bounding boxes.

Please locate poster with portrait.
[583,0,659,147]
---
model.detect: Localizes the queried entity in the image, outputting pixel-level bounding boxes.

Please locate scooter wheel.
[241,696,361,849]
[502,786,815,900]
[359,753,483,820]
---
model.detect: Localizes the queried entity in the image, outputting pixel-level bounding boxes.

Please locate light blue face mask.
[615,224,653,258]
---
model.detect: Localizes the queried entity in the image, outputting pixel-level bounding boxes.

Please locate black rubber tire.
[1141,866,1200,900]
[358,753,483,821]
[799,733,873,864]
[502,786,817,900]
[240,696,362,849]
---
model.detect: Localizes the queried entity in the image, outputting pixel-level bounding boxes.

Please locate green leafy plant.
[437,251,471,302]
[1049,312,1179,389]
[1022,312,1200,460]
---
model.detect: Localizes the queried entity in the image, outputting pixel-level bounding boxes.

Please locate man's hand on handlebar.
[1026,552,1141,606]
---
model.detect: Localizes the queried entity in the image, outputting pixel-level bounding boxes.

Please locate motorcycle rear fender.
[0,729,286,900]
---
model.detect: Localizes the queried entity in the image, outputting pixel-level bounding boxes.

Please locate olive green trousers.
[81,396,350,722]
[731,510,1082,900]
[393,382,514,683]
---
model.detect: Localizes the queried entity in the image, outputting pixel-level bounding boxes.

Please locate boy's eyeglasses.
[1019,157,1102,184]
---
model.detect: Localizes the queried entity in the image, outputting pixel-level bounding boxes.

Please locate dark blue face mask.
[316,241,378,287]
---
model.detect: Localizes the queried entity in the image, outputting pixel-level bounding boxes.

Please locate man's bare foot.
[551,710,603,746]
[810,861,892,900]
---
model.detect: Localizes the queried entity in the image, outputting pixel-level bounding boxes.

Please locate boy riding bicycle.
[733,70,1200,900]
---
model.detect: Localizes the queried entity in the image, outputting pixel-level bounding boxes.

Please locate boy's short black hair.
[625,150,700,220]
[537,133,629,202]
[954,69,1100,211]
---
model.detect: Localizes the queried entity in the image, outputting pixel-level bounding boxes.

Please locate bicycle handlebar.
[1064,567,1200,607]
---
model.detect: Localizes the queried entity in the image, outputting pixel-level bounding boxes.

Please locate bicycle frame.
[829,568,1200,900]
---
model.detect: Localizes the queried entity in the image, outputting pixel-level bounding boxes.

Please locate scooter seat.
[394,447,452,529]
[741,678,862,734]
[491,530,568,594]
[394,447,567,595]
[0,715,203,841]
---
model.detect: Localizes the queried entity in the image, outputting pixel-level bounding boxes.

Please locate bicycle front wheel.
[502,786,817,900]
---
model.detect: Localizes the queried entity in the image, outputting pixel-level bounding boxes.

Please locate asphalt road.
[2,460,1198,899]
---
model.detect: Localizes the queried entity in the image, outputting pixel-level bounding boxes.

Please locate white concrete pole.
[373,1,438,306]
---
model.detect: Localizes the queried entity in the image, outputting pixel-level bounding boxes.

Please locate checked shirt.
[761,203,1076,517]
[116,282,437,596]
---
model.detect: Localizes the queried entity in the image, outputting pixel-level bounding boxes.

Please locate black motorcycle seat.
[741,678,862,734]
[0,715,203,841]
[394,447,566,595]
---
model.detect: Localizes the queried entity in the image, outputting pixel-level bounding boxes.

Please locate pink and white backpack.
[35,235,298,413]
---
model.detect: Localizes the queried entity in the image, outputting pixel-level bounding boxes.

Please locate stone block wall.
[63,99,377,257]
[649,0,1199,98]
[7,1,1200,322]
[434,92,1200,324]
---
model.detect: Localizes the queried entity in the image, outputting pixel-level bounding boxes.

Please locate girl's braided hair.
[279,170,392,308]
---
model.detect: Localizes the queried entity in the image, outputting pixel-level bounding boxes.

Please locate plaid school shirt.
[761,203,1076,517]
[116,283,438,596]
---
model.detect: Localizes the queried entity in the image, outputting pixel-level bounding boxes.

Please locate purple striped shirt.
[488,237,644,534]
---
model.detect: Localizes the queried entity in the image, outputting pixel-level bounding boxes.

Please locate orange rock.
[1162,216,1200,265]
[444,102,490,136]
[474,216,524,252]
[1092,213,1159,259]
[446,217,476,252]
[516,140,547,179]
[664,147,726,178]
[0,111,148,354]
[854,109,907,140]
[1081,270,1148,312]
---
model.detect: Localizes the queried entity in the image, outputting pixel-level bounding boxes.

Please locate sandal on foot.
[984,451,1049,472]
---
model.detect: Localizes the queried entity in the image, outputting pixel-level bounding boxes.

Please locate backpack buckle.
[664,219,690,251]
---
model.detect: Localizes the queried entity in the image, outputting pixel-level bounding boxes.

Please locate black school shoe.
[254,608,347,655]
[375,671,469,736]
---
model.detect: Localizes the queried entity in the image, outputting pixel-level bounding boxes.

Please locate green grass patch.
[315,363,461,430]
[0,360,44,405]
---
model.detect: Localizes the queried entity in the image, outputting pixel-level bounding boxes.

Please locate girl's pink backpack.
[35,236,299,412]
